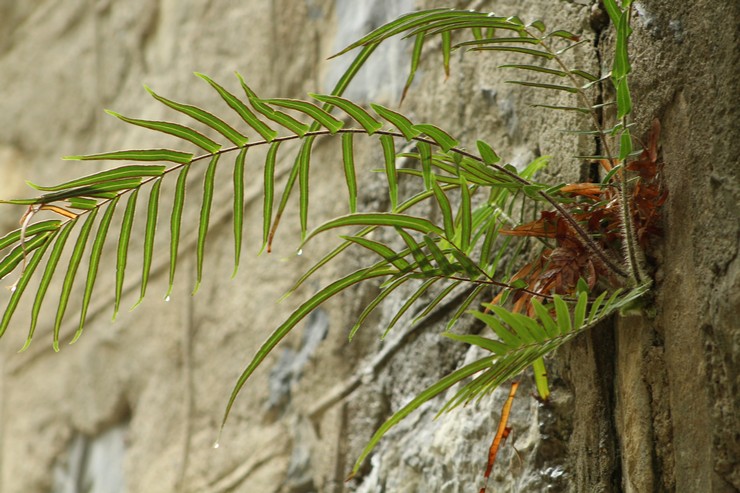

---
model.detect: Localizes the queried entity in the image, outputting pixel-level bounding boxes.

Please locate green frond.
[105,110,222,154]
[53,216,100,348]
[195,72,278,141]
[340,133,358,213]
[0,232,54,339]
[75,196,119,343]
[309,94,382,134]
[26,165,166,192]
[25,220,77,351]
[379,134,398,211]
[193,155,219,294]
[167,167,189,298]
[114,189,138,319]
[64,149,193,164]
[132,179,161,309]
[232,147,248,277]
[260,98,344,134]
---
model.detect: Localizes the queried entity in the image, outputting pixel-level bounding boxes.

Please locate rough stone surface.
[0,1,737,492]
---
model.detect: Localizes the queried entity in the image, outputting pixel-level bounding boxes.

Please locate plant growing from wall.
[0,0,663,483]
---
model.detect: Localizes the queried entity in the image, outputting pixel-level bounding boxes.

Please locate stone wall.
[0,1,736,492]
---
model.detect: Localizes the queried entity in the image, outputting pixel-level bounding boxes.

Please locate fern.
[0,3,656,478]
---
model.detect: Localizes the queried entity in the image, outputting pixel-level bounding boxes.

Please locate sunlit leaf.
[0,233,54,339]
[309,94,382,134]
[145,85,248,146]
[341,133,358,213]
[232,147,248,277]
[74,197,119,343]
[53,209,98,351]
[105,110,222,154]
[27,165,166,192]
[261,141,280,253]
[193,155,219,294]
[236,73,310,137]
[64,149,193,164]
[195,72,278,142]
[379,134,398,211]
[166,166,189,298]
[24,221,76,351]
[114,190,138,319]
[133,179,161,308]
[413,123,458,152]
[261,98,344,134]
[371,104,420,140]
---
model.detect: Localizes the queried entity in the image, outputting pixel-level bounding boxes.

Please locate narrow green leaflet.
[0,233,54,338]
[167,166,190,298]
[396,228,432,273]
[402,32,425,103]
[75,197,120,343]
[105,110,222,154]
[64,149,193,164]
[506,81,579,93]
[476,140,501,165]
[298,138,313,241]
[261,141,280,253]
[27,165,166,192]
[417,141,433,189]
[144,85,248,146]
[303,213,445,245]
[232,147,248,277]
[379,134,398,210]
[343,236,410,271]
[24,220,77,351]
[383,278,438,337]
[432,181,454,239]
[195,72,278,142]
[470,46,554,59]
[612,11,632,80]
[470,311,521,347]
[114,189,138,319]
[456,37,541,48]
[236,73,310,137]
[5,178,143,206]
[553,295,572,335]
[531,298,559,338]
[532,357,550,400]
[53,209,98,351]
[341,133,358,213]
[349,275,407,341]
[413,124,458,152]
[309,94,382,134]
[441,30,451,78]
[457,177,472,252]
[133,179,161,308]
[498,64,568,77]
[194,155,219,294]
[573,291,589,330]
[330,8,450,57]
[0,220,60,252]
[370,104,420,140]
[423,236,455,275]
[0,233,55,280]
[616,77,632,120]
[442,332,509,355]
[260,99,344,134]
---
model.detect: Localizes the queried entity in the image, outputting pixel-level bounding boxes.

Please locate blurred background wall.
[0,1,736,492]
